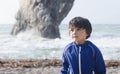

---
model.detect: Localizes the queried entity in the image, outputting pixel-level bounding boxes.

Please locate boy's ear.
[86,33,90,39]
[85,30,89,38]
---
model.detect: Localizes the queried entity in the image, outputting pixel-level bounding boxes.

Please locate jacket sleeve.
[94,49,106,74]
[61,52,69,74]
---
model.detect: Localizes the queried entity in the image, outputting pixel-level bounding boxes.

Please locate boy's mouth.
[73,35,78,38]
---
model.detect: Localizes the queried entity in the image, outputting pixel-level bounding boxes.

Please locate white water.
[0,24,120,60]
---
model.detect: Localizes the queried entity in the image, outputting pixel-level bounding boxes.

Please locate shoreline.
[0,59,120,74]
[0,59,120,68]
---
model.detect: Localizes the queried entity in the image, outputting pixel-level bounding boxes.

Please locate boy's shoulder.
[86,40,98,48]
[64,42,75,51]
[86,40,100,52]
[86,40,102,58]
[65,42,74,48]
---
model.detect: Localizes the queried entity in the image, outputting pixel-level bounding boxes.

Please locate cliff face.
[11,0,74,39]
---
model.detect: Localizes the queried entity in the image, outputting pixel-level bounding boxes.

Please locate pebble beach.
[0,59,120,74]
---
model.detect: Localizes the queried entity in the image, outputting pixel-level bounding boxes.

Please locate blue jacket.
[61,40,106,74]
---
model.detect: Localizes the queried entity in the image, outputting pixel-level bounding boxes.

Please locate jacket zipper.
[92,71,95,74]
[79,46,81,74]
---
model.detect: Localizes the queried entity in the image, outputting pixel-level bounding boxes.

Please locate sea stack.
[11,0,74,39]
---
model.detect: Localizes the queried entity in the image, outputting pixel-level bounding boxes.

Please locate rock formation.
[11,0,74,39]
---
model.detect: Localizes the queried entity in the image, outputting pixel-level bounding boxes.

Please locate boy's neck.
[75,40,86,45]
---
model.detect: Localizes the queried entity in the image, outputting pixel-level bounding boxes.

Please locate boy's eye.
[76,28,80,31]
[69,28,81,32]
[70,28,74,32]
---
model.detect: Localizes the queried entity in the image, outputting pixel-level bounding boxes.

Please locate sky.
[0,0,19,24]
[0,0,120,24]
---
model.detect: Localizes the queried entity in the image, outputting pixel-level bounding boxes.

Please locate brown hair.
[69,16,92,39]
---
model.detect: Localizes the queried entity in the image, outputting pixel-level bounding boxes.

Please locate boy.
[61,16,106,74]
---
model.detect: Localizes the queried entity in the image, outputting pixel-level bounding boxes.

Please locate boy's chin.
[72,39,77,42]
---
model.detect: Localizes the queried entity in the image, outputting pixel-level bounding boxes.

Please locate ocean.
[0,24,120,60]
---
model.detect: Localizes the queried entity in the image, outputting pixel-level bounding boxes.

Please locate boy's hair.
[69,16,92,39]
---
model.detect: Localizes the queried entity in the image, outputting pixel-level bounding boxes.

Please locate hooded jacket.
[61,40,106,74]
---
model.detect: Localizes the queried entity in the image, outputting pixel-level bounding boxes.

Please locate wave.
[0,24,120,60]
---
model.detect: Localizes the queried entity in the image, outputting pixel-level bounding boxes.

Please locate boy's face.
[69,25,88,44]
